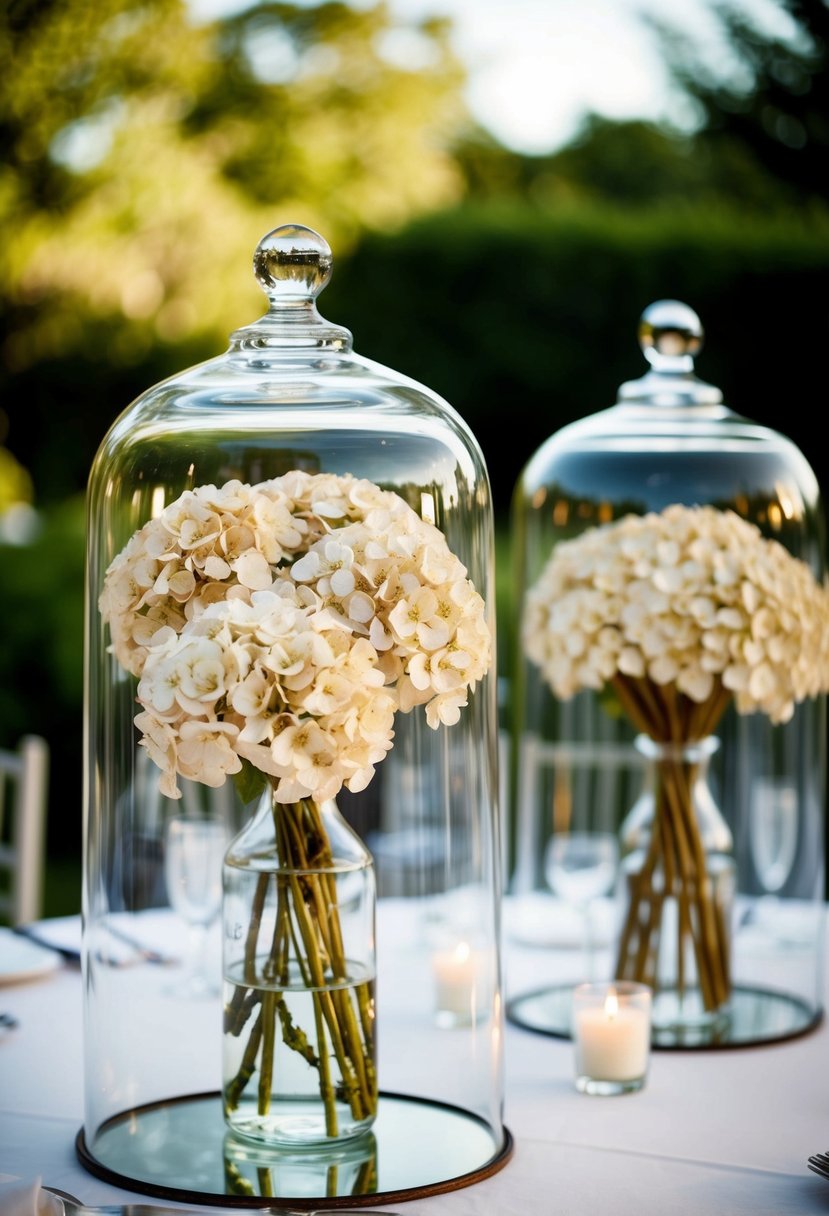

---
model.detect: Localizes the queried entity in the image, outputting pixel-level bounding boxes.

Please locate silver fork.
[808,1150,829,1180]
[45,1187,400,1216]
[14,922,179,969]
[103,922,180,967]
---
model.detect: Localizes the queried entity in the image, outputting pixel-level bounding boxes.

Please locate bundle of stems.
[224,793,377,1137]
[611,674,733,1012]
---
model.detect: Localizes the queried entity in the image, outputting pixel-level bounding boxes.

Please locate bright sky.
[391,0,796,152]
[188,0,797,154]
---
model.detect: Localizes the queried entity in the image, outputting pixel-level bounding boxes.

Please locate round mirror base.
[507,982,822,1049]
[76,1091,513,1207]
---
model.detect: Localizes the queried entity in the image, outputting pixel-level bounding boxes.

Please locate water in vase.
[223,959,377,1146]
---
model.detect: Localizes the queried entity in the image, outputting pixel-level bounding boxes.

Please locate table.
[2,903,828,1216]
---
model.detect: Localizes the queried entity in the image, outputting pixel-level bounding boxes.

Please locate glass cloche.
[507,299,829,1047]
[82,225,510,1201]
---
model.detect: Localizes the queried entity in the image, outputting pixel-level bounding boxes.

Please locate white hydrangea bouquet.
[100,469,491,1137]
[523,502,829,1012]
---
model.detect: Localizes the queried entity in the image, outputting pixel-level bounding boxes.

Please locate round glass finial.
[617,298,720,404]
[638,299,703,372]
[253,224,333,302]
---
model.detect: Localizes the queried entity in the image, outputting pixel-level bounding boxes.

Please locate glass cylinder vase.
[222,792,377,1147]
[616,735,735,1037]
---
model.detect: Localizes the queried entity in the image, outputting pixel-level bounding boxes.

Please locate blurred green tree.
[648,0,829,206]
[0,0,474,883]
[454,114,791,211]
[535,113,800,210]
[455,0,829,214]
[1,0,471,499]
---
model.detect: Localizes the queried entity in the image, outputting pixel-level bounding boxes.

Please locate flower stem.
[612,676,732,1013]
[258,991,276,1114]
[225,1006,264,1110]
[223,790,376,1137]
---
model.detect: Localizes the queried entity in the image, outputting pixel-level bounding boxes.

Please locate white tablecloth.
[1,902,828,1216]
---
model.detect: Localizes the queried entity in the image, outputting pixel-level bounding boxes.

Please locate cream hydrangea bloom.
[524,503,829,725]
[100,471,492,801]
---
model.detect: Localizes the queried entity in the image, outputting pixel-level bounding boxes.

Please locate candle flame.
[454,941,471,963]
[604,986,619,1020]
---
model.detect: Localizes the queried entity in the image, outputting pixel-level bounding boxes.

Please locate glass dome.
[81,224,509,1201]
[507,299,828,1048]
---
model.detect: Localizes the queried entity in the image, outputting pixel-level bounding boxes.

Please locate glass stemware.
[544,830,619,980]
[749,778,799,937]
[750,779,798,896]
[164,815,227,998]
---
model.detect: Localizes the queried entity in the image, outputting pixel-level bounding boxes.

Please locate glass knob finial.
[638,299,703,372]
[254,224,333,302]
[617,298,721,405]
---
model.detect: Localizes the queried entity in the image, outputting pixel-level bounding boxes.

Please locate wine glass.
[164,815,227,998]
[749,778,798,932]
[544,830,619,980]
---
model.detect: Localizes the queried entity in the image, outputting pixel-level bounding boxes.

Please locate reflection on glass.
[223,1129,378,1199]
[750,778,798,897]
[83,1091,509,1200]
[164,816,226,998]
[544,830,619,979]
[507,981,819,1049]
[748,776,808,945]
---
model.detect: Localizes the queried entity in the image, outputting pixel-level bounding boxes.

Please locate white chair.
[0,735,49,925]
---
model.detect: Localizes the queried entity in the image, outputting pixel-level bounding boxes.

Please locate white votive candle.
[432,940,485,1027]
[572,981,652,1095]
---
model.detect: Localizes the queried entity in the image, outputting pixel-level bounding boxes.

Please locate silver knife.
[44,1188,400,1216]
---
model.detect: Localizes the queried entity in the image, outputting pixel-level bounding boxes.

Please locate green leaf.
[599,685,624,719]
[233,760,268,808]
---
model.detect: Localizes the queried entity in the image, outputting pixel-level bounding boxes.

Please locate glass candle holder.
[432,939,488,1028]
[572,981,652,1095]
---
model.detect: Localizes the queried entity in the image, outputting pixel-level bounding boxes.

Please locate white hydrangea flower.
[100,471,492,801]
[524,503,829,726]
[177,719,243,789]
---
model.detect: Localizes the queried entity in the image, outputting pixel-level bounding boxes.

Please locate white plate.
[0,926,62,985]
[17,915,81,960]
